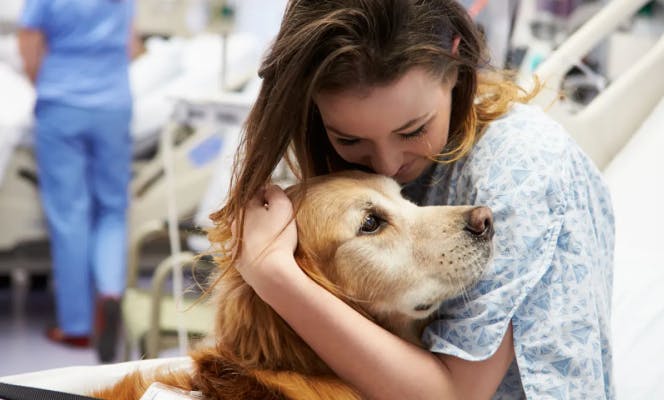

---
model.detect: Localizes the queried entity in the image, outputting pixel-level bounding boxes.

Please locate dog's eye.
[360,214,382,234]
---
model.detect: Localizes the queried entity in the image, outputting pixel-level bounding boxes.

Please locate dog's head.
[289,170,493,324]
[201,170,494,375]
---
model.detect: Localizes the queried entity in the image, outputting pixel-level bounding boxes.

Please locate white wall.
[0,0,24,23]
[233,0,288,56]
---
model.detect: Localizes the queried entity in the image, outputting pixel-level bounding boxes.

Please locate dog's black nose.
[464,206,494,240]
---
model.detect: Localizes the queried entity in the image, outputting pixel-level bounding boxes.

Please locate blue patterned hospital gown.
[401,103,615,399]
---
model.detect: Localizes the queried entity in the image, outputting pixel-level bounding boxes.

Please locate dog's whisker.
[452,262,474,305]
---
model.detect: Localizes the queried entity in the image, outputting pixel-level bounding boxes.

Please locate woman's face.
[315,67,455,184]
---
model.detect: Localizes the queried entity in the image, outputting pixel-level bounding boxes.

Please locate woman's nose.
[370,148,402,177]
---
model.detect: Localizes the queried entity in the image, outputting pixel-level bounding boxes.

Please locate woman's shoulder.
[479,103,572,156]
[461,103,572,182]
[445,103,582,208]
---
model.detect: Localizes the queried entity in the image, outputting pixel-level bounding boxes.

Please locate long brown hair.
[209,0,536,259]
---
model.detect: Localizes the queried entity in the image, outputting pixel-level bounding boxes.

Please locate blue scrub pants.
[35,101,132,336]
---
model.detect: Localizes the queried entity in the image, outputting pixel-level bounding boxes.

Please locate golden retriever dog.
[92,170,494,400]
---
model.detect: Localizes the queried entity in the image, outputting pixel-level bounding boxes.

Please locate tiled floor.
[0,274,102,377]
[0,242,186,378]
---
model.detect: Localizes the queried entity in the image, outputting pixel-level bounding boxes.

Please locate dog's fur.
[92,170,493,400]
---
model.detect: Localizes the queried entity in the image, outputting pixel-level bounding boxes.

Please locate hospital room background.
[0,0,662,398]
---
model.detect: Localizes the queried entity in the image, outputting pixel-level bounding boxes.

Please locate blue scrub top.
[20,0,134,109]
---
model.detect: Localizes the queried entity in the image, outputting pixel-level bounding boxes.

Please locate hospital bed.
[1,0,663,397]
[0,31,261,261]
[529,0,664,170]
[121,86,260,361]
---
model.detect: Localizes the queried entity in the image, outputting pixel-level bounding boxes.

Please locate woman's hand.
[235,184,300,293]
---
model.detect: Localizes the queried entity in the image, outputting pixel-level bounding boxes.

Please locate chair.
[121,219,216,360]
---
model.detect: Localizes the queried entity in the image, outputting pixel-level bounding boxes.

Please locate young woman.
[212,1,615,398]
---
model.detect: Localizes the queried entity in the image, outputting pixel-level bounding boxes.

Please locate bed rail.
[530,0,664,170]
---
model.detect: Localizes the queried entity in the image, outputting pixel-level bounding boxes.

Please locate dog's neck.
[374,312,427,347]
[199,266,428,377]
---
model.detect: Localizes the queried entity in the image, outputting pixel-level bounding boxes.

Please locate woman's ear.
[446,66,459,89]
[451,36,461,56]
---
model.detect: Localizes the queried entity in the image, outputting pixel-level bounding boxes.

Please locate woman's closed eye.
[336,136,361,145]
[399,123,427,140]
[334,123,428,146]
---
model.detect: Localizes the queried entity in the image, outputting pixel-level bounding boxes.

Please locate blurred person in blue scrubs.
[17,0,136,363]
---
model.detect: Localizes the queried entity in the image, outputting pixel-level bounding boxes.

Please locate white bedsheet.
[0,357,191,395]
[605,97,664,400]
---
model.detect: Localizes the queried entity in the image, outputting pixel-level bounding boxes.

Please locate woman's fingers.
[233,184,299,288]
[263,184,293,217]
[239,184,297,255]
[246,185,268,210]
[244,184,291,215]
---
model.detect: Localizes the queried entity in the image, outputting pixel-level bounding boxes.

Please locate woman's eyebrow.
[391,112,432,133]
[325,125,357,138]
[325,111,434,139]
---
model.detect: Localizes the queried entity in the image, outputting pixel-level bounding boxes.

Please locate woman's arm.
[17,28,45,84]
[238,185,515,400]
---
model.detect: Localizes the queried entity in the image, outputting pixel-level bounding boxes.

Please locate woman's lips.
[394,161,413,181]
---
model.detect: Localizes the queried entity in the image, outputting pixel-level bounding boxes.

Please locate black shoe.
[95,297,120,363]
